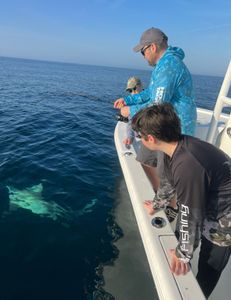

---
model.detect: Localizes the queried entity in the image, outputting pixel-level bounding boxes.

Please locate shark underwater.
[6,183,97,224]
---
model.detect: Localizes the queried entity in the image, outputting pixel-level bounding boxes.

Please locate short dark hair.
[131,103,182,142]
[155,37,168,52]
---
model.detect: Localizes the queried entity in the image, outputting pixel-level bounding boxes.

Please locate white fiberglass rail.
[206,60,231,144]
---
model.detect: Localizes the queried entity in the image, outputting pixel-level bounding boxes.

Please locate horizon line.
[0,55,223,78]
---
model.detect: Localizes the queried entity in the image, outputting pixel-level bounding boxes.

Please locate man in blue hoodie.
[114,27,196,133]
[114,27,197,220]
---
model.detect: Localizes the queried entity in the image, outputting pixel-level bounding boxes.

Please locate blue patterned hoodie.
[124,46,197,135]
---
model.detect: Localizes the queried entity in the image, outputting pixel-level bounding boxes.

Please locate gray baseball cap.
[126,77,142,91]
[133,27,168,52]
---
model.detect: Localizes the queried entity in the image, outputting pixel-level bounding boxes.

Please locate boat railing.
[206,60,231,144]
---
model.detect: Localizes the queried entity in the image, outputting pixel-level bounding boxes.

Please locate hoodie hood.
[164,46,185,61]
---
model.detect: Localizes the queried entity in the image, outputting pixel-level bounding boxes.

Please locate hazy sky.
[0,0,231,76]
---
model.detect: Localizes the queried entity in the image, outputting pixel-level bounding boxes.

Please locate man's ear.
[147,134,157,144]
[150,43,157,53]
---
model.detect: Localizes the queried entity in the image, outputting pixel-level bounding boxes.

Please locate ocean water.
[0,56,228,300]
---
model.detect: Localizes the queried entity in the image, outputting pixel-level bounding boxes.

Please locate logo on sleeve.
[155,87,165,103]
[179,204,190,252]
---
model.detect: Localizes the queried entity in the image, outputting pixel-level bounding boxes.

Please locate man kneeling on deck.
[132,103,231,298]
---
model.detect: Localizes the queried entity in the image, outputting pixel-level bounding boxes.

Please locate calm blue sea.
[0,56,227,300]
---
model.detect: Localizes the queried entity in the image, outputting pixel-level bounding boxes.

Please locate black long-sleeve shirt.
[164,135,231,261]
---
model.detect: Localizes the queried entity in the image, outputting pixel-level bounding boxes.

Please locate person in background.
[132,103,231,299]
[123,77,143,146]
[114,27,197,221]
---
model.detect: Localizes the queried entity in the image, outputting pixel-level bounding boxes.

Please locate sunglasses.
[127,86,137,93]
[141,44,151,56]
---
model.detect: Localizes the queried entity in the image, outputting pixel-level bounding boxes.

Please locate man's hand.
[114,98,125,109]
[143,200,155,215]
[123,137,133,145]
[120,106,130,117]
[169,249,190,275]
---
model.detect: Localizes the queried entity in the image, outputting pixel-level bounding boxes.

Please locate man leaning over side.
[132,103,231,299]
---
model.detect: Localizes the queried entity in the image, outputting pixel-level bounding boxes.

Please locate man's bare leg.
[142,164,159,191]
